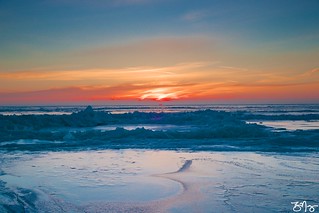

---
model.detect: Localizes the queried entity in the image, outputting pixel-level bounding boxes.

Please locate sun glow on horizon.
[139,88,181,101]
[0,62,318,104]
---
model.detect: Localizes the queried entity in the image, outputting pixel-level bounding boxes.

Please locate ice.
[0,106,318,152]
[1,104,318,115]
[93,124,198,132]
[0,151,183,205]
[0,104,318,212]
[247,120,319,131]
[0,150,318,212]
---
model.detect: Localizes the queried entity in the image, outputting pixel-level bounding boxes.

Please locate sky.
[0,0,318,105]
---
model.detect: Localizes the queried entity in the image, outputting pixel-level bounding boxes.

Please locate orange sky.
[0,62,318,104]
[1,1,319,105]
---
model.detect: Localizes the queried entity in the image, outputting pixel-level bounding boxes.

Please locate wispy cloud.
[181,10,210,22]
[218,66,248,71]
[46,0,155,8]
[0,62,214,92]
[0,61,212,82]
[0,82,195,104]
[256,67,319,85]
[1,61,318,104]
[74,36,217,68]
[112,0,151,6]
[301,67,319,77]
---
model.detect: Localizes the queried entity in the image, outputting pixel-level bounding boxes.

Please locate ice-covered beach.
[0,105,319,212]
[1,150,319,212]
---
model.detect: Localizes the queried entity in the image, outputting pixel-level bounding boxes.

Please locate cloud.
[1,77,318,104]
[111,0,151,6]
[0,85,132,104]
[46,0,155,8]
[72,36,217,67]
[310,68,319,74]
[0,82,196,104]
[1,61,318,104]
[181,10,209,22]
[302,67,319,76]
[0,61,213,89]
[218,66,248,71]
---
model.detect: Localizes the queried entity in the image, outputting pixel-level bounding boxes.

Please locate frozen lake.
[0,105,318,212]
[1,150,318,212]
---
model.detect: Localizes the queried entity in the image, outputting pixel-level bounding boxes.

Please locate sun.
[139,88,179,101]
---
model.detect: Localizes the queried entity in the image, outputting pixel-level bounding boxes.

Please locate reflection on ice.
[0,151,182,204]
[93,124,197,132]
[248,120,319,131]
